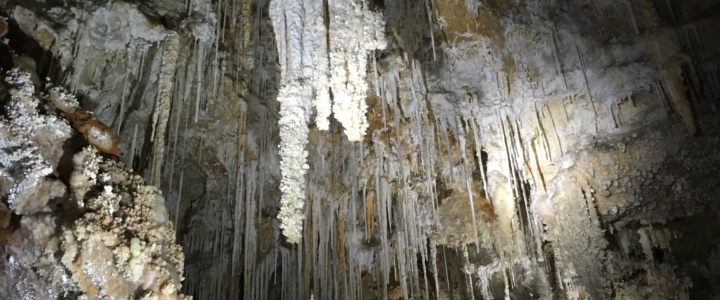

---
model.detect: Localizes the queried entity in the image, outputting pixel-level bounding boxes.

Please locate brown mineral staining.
[364,94,404,146]
[436,182,496,246]
[434,0,507,45]
[49,96,121,157]
[365,191,375,240]
[365,93,397,145]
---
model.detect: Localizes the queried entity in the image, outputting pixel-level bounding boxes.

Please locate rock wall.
[1,0,720,299]
[0,69,188,299]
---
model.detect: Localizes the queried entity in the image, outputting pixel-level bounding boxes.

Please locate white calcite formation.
[327,0,387,141]
[0,69,189,299]
[3,0,720,299]
[269,0,386,243]
[0,70,70,214]
[62,147,188,299]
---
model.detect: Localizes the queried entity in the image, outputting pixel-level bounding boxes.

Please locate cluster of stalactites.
[326,0,387,140]
[270,0,386,243]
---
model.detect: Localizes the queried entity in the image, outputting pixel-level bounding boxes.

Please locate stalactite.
[373,140,391,298]
[328,0,387,141]
[174,171,184,230]
[498,113,516,200]
[457,116,480,246]
[312,2,331,131]
[115,47,132,134]
[242,161,260,299]
[166,63,184,196]
[337,198,347,284]
[691,26,704,60]
[664,0,676,23]
[625,0,640,35]
[560,96,570,124]
[194,38,209,122]
[550,26,568,90]
[543,103,563,158]
[150,33,180,187]
[129,123,139,168]
[470,118,489,198]
[461,245,476,300]
[68,27,86,94]
[511,118,535,239]
[530,134,546,192]
[575,43,598,117]
[425,0,437,61]
[269,0,312,243]
[476,258,500,300]
[17,0,718,297]
[533,102,551,161]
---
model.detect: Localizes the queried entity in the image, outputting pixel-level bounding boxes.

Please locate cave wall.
[1,0,719,299]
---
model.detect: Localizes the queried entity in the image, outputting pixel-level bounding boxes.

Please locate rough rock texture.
[2,0,720,299]
[0,69,189,299]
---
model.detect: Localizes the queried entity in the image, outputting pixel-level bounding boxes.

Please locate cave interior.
[1,0,720,299]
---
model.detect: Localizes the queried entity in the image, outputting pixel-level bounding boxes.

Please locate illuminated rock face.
[0,69,188,299]
[2,0,720,299]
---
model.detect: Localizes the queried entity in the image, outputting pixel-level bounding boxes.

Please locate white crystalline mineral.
[328,0,386,141]
[0,68,189,299]
[0,70,71,213]
[275,83,311,243]
[269,0,387,242]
